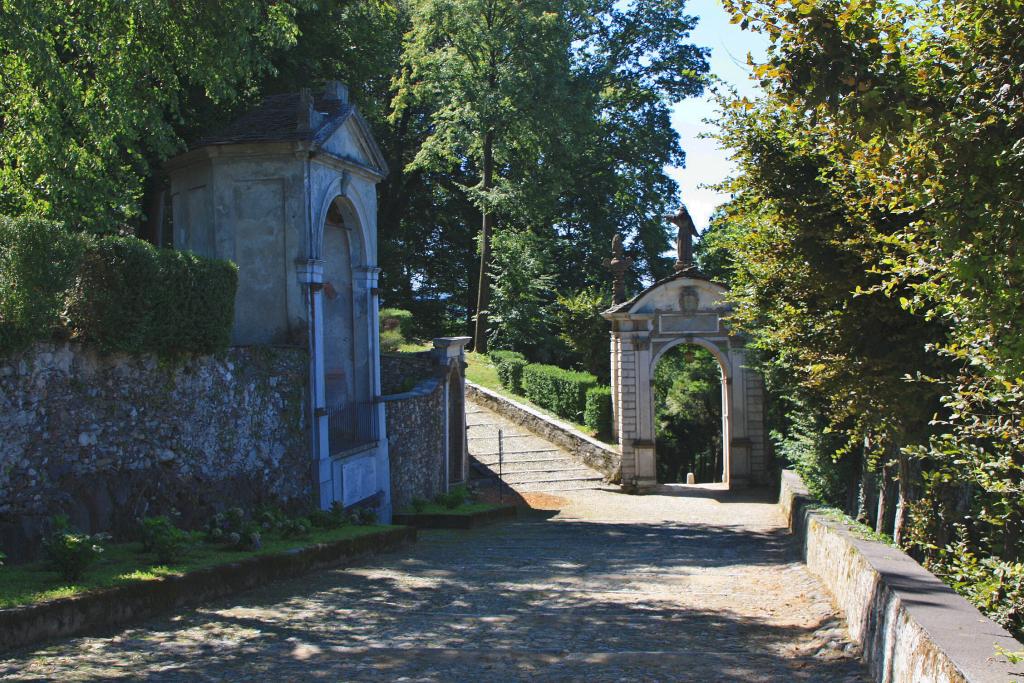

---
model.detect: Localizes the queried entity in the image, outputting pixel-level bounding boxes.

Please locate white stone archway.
[603,272,768,491]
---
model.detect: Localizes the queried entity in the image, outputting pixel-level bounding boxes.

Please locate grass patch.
[399,502,502,516]
[397,341,432,353]
[465,352,616,444]
[815,507,897,547]
[0,525,394,609]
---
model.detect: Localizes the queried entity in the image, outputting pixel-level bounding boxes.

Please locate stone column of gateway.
[164,81,396,521]
[602,209,770,491]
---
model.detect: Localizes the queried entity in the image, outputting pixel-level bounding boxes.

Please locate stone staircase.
[466,400,606,492]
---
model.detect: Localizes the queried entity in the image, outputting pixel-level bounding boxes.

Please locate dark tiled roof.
[194,93,353,147]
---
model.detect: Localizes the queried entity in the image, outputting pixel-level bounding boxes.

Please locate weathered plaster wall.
[382,378,445,510]
[0,343,310,561]
[779,470,1024,683]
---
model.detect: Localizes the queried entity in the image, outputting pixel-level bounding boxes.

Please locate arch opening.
[652,344,726,484]
[323,196,374,454]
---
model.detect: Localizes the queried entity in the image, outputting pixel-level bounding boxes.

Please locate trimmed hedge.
[0,216,85,354]
[522,363,598,422]
[584,386,613,438]
[0,215,237,357]
[379,308,415,340]
[489,350,527,393]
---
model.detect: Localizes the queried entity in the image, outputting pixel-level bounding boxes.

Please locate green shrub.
[436,485,470,510]
[278,517,311,538]
[0,215,85,355]
[410,497,428,513]
[491,351,528,394]
[66,236,237,356]
[44,515,107,582]
[522,364,598,421]
[379,308,415,340]
[584,386,613,437]
[140,516,194,564]
[380,329,404,353]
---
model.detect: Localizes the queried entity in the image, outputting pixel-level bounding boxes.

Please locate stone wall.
[779,470,1024,683]
[380,352,435,395]
[0,343,310,561]
[382,377,446,510]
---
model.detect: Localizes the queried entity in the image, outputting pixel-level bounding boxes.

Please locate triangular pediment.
[314,108,389,179]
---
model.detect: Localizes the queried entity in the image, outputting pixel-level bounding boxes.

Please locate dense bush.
[380,329,404,353]
[379,308,415,340]
[140,516,195,565]
[490,350,527,393]
[44,515,108,582]
[522,363,598,422]
[66,236,237,356]
[0,216,85,354]
[584,386,613,438]
[0,217,237,358]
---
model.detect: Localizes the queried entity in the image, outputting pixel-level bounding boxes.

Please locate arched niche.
[603,272,768,491]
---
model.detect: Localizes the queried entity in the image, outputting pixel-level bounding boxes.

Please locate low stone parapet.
[779,470,1024,682]
[465,382,621,481]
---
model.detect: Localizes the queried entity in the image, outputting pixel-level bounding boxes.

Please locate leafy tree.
[721,0,1024,636]
[487,227,563,362]
[554,287,612,382]
[392,0,575,352]
[0,0,304,233]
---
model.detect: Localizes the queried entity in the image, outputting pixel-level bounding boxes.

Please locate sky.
[667,0,768,232]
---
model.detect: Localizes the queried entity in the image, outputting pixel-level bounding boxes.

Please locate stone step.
[510,478,606,492]
[472,456,580,473]
[469,446,564,460]
[467,434,558,454]
[497,468,604,485]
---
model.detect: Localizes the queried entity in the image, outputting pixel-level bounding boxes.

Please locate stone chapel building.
[165,82,395,519]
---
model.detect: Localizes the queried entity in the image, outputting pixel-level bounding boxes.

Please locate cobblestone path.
[1,487,869,682]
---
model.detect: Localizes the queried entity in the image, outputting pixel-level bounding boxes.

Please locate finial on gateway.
[667,205,699,272]
[605,233,634,305]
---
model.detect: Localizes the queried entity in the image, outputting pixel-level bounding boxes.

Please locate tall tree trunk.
[876,453,897,537]
[473,129,494,353]
[893,451,916,546]
[858,438,878,526]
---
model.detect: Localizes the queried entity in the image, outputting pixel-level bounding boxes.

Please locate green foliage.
[307,501,352,529]
[554,287,611,383]
[0,1,303,233]
[277,517,312,539]
[379,308,415,340]
[380,329,404,354]
[66,236,237,356]
[410,497,428,513]
[490,350,528,394]
[0,215,85,354]
[487,228,562,361]
[653,346,723,484]
[139,516,195,565]
[584,386,613,439]
[0,218,236,358]
[721,0,1024,633]
[204,507,262,551]
[43,516,107,583]
[522,364,598,422]
[435,485,470,510]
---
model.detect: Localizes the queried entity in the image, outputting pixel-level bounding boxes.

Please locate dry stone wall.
[382,378,446,510]
[0,343,309,561]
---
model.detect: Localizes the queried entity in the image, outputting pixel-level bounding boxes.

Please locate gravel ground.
[0,485,868,682]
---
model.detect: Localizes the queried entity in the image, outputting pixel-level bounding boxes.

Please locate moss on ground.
[0,525,395,609]
[399,502,504,516]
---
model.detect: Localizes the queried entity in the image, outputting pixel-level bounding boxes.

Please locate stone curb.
[392,504,517,529]
[465,382,621,481]
[0,525,416,653]
[779,470,1023,683]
